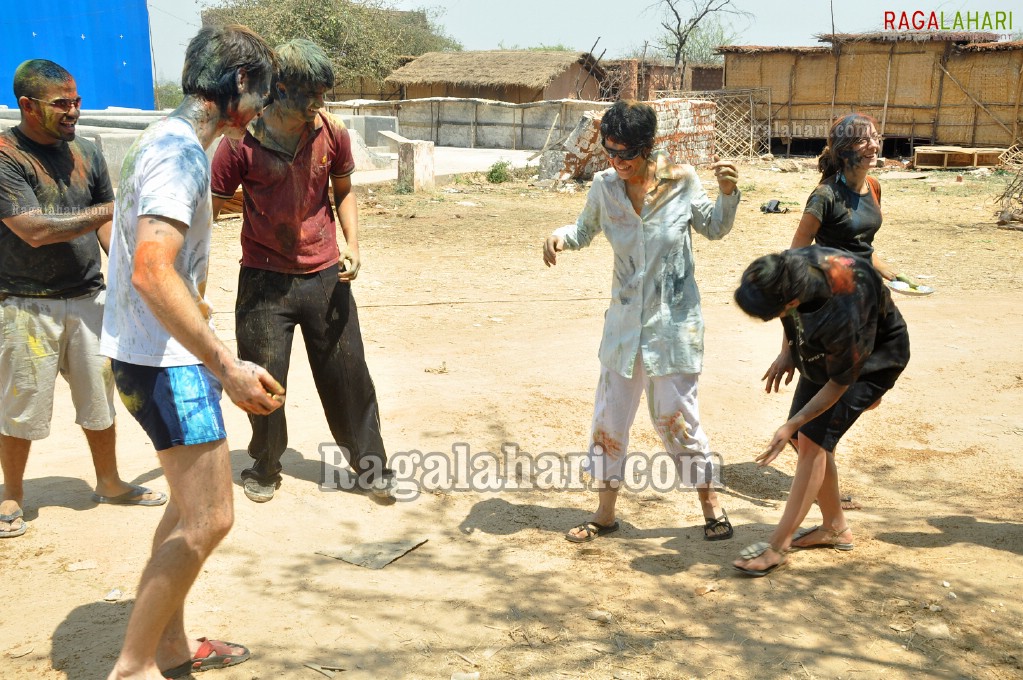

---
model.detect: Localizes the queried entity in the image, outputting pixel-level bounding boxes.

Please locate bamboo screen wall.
[722,40,1023,147]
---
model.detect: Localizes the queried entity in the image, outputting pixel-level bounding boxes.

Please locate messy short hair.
[599,99,657,153]
[13,59,73,101]
[181,24,276,114]
[273,39,335,93]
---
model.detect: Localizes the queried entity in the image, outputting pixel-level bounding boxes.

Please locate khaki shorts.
[0,291,115,439]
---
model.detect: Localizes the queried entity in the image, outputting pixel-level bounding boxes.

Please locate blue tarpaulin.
[1,0,155,110]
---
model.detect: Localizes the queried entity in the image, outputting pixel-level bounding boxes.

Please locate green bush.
[486,161,512,184]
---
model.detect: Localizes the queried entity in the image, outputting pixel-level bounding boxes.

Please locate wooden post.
[881,43,895,138]
[787,59,795,145]
[972,104,979,146]
[470,101,478,149]
[932,44,950,144]
[830,43,841,122]
[1012,54,1023,145]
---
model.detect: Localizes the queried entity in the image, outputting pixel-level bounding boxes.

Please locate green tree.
[200,0,461,86]
[679,16,734,65]
[649,0,748,88]
[153,80,184,109]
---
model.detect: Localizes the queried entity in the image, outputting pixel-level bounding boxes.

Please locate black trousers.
[235,265,390,487]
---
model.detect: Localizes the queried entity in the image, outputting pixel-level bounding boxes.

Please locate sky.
[148,0,1020,82]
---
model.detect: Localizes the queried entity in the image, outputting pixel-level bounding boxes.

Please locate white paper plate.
[888,280,935,296]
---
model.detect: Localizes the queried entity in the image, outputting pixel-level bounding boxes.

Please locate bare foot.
[733,543,787,576]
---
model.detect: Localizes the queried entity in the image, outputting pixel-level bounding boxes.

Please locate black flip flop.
[565,520,620,543]
[703,511,734,541]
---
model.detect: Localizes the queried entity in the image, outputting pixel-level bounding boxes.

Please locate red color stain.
[656,410,689,441]
[135,240,210,318]
[592,429,623,460]
[823,254,856,294]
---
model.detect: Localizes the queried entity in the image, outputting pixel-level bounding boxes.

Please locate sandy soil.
[2,161,1022,680]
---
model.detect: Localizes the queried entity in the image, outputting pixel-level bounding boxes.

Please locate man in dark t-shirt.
[0,59,166,539]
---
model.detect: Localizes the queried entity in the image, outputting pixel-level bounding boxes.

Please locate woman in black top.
[731,246,910,576]
[791,113,897,277]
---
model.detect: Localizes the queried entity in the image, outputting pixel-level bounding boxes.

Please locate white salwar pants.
[586,354,715,486]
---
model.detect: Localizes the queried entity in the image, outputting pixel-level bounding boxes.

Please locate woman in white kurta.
[543,100,741,543]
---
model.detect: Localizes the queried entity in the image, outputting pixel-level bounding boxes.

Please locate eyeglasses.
[602,143,644,161]
[26,96,82,112]
[853,133,883,146]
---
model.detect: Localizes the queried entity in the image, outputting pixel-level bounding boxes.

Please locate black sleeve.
[0,150,41,220]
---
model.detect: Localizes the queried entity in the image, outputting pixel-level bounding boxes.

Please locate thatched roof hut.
[720,32,1023,149]
[385,51,605,103]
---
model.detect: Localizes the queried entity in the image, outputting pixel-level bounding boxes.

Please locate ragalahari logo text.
[883,10,1012,32]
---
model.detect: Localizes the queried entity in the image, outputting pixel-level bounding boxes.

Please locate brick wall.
[540,98,717,180]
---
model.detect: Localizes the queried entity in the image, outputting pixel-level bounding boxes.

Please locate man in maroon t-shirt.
[212,39,394,504]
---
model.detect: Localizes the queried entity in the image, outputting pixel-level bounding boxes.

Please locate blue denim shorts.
[111,360,226,451]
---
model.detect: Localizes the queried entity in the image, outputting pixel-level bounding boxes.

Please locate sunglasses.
[27,96,82,113]
[602,143,644,161]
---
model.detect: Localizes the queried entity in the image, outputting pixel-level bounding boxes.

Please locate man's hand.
[339,245,361,282]
[221,358,285,415]
[543,235,564,267]
[711,155,738,196]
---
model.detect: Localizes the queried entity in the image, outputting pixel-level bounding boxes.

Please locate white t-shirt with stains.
[100,117,214,367]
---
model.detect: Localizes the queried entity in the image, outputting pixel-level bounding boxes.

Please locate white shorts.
[586,354,714,485]
[0,291,115,439]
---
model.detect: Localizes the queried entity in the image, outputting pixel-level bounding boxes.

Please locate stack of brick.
[538,98,717,181]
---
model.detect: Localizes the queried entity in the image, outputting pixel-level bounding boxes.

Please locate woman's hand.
[756,421,798,467]
[543,235,564,267]
[711,155,738,196]
[762,350,795,393]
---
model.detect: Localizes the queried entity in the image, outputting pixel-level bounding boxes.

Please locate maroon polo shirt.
[211,110,356,274]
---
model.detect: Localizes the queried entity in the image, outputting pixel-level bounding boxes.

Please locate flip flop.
[0,508,28,538]
[703,511,734,541]
[790,525,854,551]
[92,484,167,507]
[565,520,619,543]
[733,541,788,577]
[161,638,250,678]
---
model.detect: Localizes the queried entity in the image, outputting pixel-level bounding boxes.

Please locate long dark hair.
[817,113,878,181]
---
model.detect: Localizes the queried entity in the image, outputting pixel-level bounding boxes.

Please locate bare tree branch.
[647,0,751,88]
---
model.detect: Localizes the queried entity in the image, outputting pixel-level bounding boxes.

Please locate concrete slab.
[351,147,537,186]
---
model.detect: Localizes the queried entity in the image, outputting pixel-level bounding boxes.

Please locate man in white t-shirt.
[101,26,283,680]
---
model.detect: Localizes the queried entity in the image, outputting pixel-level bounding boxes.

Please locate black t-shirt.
[803,175,882,258]
[0,127,113,298]
[781,246,910,388]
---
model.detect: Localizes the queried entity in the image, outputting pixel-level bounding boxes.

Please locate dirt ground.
[2,160,1023,680]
